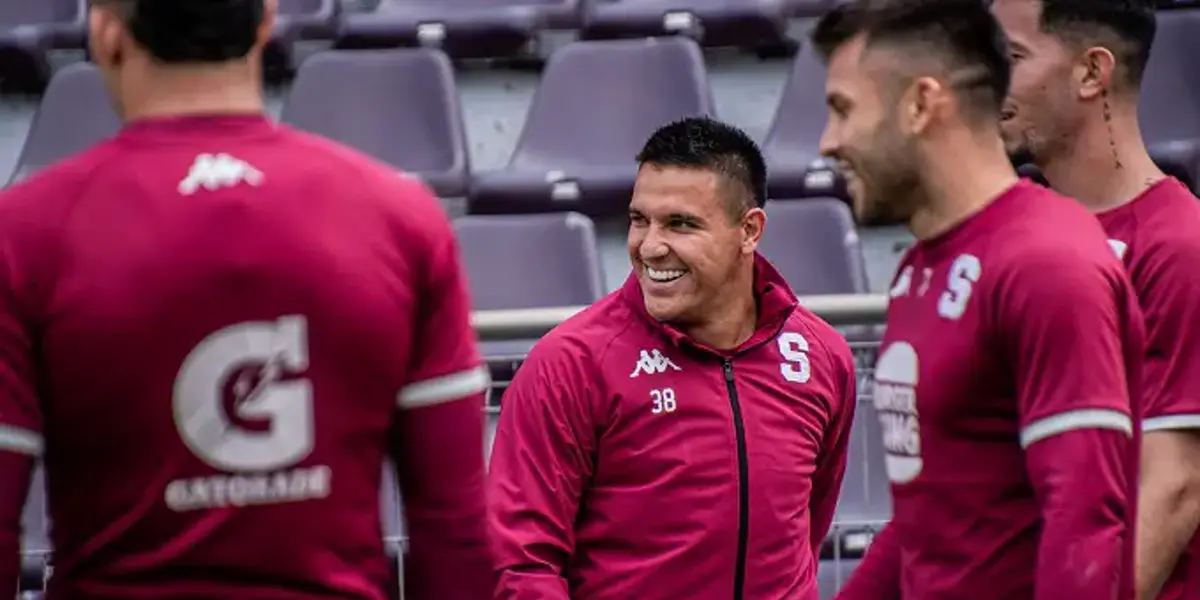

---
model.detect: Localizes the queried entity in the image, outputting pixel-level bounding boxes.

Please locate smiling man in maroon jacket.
[487,116,859,600]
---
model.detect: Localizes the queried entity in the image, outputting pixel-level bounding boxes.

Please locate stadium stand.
[469,37,715,216]
[4,0,1199,597]
[281,48,471,197]
[0,0,86,94]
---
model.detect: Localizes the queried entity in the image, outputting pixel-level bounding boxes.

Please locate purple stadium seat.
[264,0,340,73]
[758,198,868,295]
[280,49,470,197]
[335,0,580,59]
[9,62,121,185]
[579,0,795,51]
[0,0,86,92]
[1139,9,1200,190]
[763,48,847,201]
[468,37,714,216]
[454,212,604,380]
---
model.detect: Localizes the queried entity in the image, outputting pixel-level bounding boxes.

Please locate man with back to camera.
[0,0,493,598]
[992,1,1200,597]
[487,116,858,600]
[810,0,1145,598]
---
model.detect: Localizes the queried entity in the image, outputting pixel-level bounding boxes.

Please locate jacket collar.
[620,253,799,355]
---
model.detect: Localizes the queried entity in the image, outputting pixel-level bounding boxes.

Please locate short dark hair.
[92,0,264,64]
[811,0,1012,122]
[635,117,768,215]
[1038,0,1156,90]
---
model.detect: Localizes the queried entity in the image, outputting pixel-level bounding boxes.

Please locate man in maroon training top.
[994,1,1200,597]
[812,0,1144,598]
[488,117,857,600]
[0,0,492,598]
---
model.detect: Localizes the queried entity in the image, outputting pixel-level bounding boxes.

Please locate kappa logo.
[178,153,264,196]
[630,349,682,378]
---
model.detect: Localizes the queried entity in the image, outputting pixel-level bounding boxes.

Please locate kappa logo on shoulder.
[630,349,681,378]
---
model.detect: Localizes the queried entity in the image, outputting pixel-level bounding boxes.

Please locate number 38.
[650,388,676,414]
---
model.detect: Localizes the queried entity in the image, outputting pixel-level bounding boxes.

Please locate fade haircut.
[1038,0,1156,91]
[89,0,264,64]
[635,117,768,218]
[811,0,1013,123]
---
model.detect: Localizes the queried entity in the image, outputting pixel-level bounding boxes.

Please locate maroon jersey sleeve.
[388,184,492,600]
[1137,239,1200,432]
[809,346,857,558]
[488,336,599,600]
[835,523,902,600]
[994,249,1139,599]
[0,198,43,596]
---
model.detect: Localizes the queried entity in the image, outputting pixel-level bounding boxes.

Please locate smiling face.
[818,34,922,226]
[992,0,1084,165]
[627,164,763,325]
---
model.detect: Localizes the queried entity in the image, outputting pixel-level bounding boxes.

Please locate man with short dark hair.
[993,1,1200,598]
[487,116,857,600]
[810,0,1144,598]
[0,1,492,598]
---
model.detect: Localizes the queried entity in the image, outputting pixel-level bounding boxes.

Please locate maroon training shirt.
[838,180,1144,600]
[1098,177,1200,600]
[0,115,492,599]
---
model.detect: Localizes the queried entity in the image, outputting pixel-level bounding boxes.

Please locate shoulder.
[525,291,638,373]
[0,139,121,221]
[780,305,856,395]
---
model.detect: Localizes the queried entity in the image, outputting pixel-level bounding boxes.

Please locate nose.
[638,225,670,263]
[818,121,838,159]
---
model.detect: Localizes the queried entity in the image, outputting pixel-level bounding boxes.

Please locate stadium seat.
[455,212,605,377]
[1138,9,1200,190]
[8,62,120,185]
[832,400,892,542]
[817,558,861,599]
[264,0,341,74]
[0,0,86,93]
[578,0,795,52]
[763,48,845,202]
[335,0,580,60]
[280,49,470,197]
[20,465,50,593]
[758,199,868,295]
[468,37,714,216]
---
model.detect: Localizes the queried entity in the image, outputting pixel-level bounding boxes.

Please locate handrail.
[471,293,889,340]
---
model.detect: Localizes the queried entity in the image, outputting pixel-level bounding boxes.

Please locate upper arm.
[1137,239,1200,432]
[396,185,489,411]
[992,250,1140,449]
[0,198,44,593]
[488,338,599,572]
[809,340,857,551]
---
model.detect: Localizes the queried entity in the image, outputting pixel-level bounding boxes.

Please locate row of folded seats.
[6,0,1200,84]
[11,12,1200,213]
[16,206,883,598]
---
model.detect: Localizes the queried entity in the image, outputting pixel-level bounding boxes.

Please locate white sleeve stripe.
[1144,414,1200,432]
[1019,408,1133,448]
[0,425,42,457]
[398,366,490,409]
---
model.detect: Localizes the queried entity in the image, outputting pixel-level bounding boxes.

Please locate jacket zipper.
[723,359,750,600]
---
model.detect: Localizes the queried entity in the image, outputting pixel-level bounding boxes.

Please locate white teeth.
[646,267,686,282]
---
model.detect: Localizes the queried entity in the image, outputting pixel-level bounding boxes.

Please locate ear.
[87,5,126,68]
[741,207,766,255]
[254,0,278,50]
[901,76,946,136]
[1076,46,1116,101]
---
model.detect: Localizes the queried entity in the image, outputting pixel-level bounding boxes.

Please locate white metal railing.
[471,293,889,340]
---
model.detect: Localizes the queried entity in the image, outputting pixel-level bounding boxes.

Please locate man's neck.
[123,61,265,123]
[1039,105,1163,213]
[908,128,1020,241]
[684,270,758,351]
